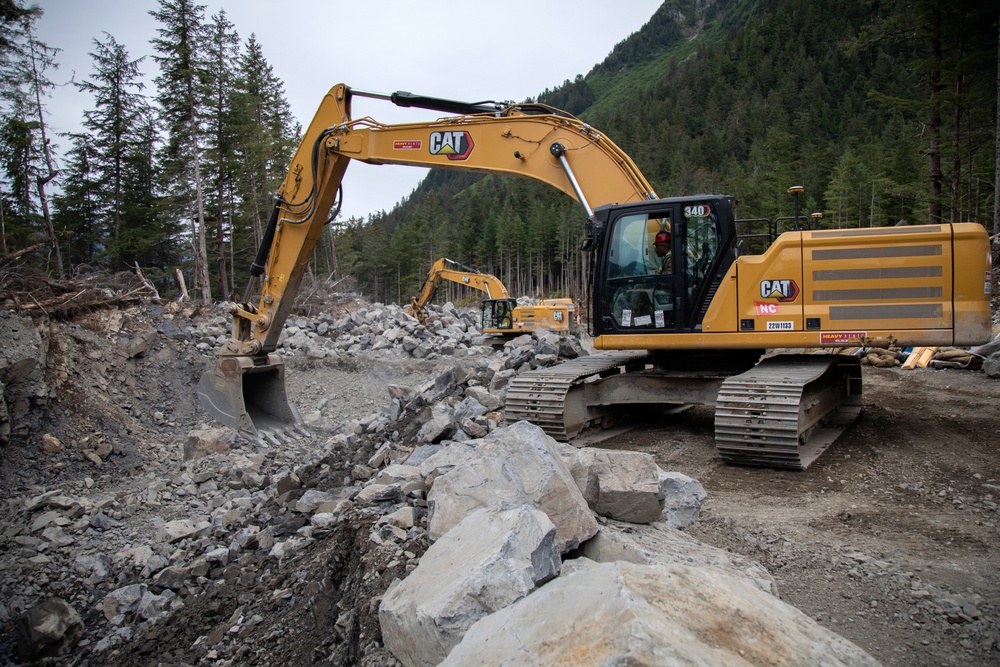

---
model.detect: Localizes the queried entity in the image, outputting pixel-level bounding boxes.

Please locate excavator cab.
[482,297,518,331]
[595,196,733,335]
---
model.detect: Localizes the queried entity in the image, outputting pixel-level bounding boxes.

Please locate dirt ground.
[2,289,999,666]
[597,364,1000,666]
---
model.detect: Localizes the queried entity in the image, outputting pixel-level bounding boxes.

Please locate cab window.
[683,204,721,295]
[603,211,675,330]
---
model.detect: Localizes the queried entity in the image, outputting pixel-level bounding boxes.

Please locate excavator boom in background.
[406,257,578,336]
[198,83,992,469]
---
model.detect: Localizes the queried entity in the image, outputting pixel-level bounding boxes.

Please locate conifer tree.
[203,10,240,299]
[74,32,149,268]
[120,110,176,275]
[150,0,213,303]
[0,2,61,272]
[52,133,101,267]
[0,0,35,255]
[228,33,296,290]
[0,111,34,252]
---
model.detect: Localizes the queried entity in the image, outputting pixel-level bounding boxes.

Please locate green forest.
[1,0,997,310]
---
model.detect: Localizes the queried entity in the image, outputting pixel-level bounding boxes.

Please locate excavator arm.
[198,83,655,440]
[407,258,510,324]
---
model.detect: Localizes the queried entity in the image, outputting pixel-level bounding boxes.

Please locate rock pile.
[374,421,877,666]
[0,300,593,664]
[189,300,589,367]
[5,297,993,665]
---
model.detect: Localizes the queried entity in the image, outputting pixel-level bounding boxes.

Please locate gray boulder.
[380,505,559,667]
[17,598,84,659]
[441,561,879,667]
[658,470,707,529]
[581,520,777,596]
[427,422,598,551]
[570,448,663,523]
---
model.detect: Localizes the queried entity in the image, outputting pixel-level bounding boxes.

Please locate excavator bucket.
[197,353,304,444]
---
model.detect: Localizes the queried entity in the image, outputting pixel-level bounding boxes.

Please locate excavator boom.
[198,84,654,441]
[406,258,510,324]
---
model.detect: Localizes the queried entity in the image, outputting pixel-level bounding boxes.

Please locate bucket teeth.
[197,353,306,444]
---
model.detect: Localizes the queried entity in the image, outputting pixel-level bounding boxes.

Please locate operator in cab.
[654,229,672,274]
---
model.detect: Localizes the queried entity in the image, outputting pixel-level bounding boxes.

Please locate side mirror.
[581,217,603,252]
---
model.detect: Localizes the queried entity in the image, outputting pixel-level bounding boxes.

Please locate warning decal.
[820,331,867,345]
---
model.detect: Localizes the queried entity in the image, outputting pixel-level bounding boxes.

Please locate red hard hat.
[655,230,671,244]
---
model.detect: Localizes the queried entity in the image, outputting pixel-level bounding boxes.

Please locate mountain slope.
[335,0,997,306]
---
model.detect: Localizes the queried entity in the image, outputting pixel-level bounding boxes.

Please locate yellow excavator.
[198,83,992,468]
[406,257,578,336]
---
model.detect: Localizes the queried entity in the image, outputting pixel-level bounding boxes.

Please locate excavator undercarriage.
[505,351,863,470]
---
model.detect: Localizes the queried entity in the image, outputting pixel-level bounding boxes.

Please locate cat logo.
[759,279,799,302]
[429,131,475,161]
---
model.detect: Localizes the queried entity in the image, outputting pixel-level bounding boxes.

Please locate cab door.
[594,199,727,336]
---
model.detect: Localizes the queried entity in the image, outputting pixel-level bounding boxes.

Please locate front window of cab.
[602,211,675,330]
[599,201,722,333]
[607,214,654,278]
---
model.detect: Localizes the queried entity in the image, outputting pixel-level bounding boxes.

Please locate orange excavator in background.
[406,257,579,336]
[197,83,992,468]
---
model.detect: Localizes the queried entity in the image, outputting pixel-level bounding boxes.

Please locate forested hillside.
[0,0,997,309]
[333,0,998,308]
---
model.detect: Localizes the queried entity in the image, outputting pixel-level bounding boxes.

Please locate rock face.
[426,421,599,552]
[379,505,560,667]
[0,313,46,447]
[440,561,880,667]
[0,380,8,446]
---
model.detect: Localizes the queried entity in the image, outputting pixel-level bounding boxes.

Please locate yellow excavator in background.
[406,257,578,336]
[197,83,992,468]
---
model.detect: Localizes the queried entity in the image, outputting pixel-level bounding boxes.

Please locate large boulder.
[970,331,1000,359]
[416,402,454,443]
[18,598,84,659]
[580,520,777,596]
[182,426,232,461]
[380,505,560,667]
[441,561,879,666]
[569,448,664,523]
[983,351,1000,378]
[426,421,598,551]
[657,470,707,529]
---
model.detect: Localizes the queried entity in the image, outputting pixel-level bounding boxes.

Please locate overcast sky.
[34,0,662,221]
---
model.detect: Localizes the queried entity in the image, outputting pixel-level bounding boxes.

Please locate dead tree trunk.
[29,31,62,278]
[191,117,212,305]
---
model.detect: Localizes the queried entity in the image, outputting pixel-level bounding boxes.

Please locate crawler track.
[506,351,863,470]
[714,354,863,470]
[504,351,651,440]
